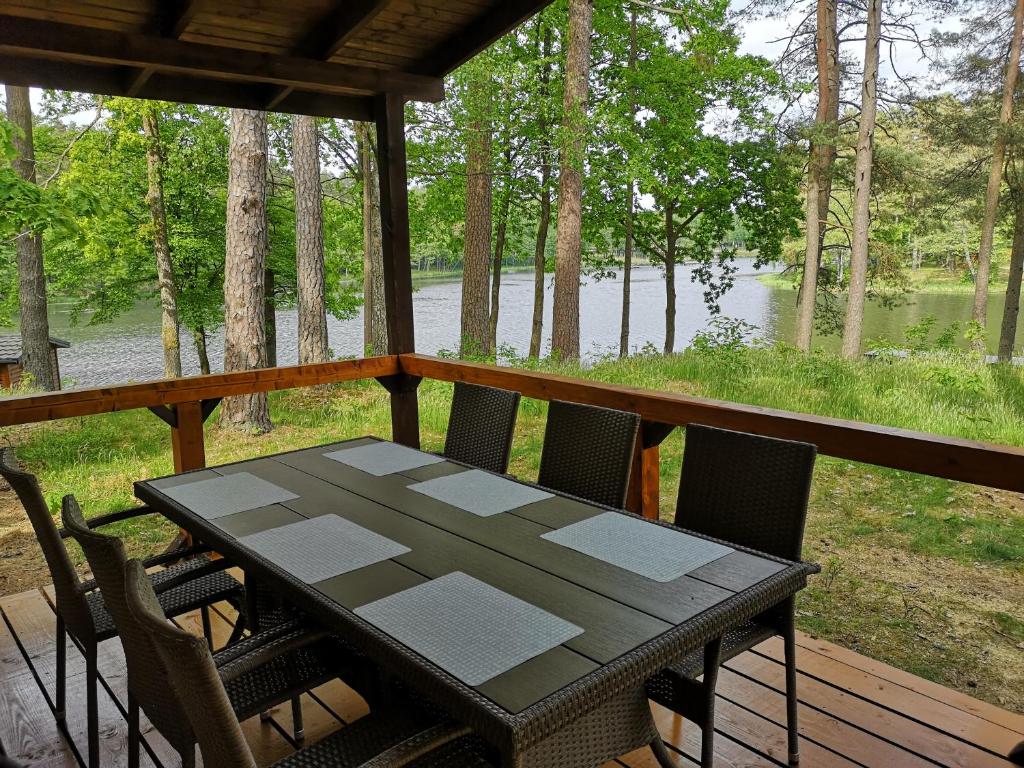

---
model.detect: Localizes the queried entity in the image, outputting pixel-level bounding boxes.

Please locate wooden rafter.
[129,1,206,96]
[0,14,444,103]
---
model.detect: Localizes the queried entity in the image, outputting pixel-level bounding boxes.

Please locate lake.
[33,259,1024,387]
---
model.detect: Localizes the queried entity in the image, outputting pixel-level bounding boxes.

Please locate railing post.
[627,422,675,520]
[171,401,207,472]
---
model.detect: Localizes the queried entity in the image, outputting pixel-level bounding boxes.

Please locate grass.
[760,264,1010,295]
[2,346,1023,712]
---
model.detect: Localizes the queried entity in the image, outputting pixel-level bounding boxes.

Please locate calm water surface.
[36,259,1024,387]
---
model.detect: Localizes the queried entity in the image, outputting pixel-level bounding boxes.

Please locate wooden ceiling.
[0,0,552,120]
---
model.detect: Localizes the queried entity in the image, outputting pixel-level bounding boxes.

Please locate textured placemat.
[355,571,582,686]
[238,514,410,584]
[161,472,299,520]
[541,512,733,582]
[323,441,445,476]
[408,469,554,517]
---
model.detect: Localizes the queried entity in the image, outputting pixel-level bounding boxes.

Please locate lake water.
[34,259,1024,387]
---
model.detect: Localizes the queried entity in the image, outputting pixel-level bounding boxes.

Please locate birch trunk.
[840,0,882,359]
[796,0,839,351]
[142,106,182,378]
[293,114,329,364]
[551,0,593,361]
[221,108,272,432]
[975,0,1024,344]
[6,85,55,391]
[461,69,492,357]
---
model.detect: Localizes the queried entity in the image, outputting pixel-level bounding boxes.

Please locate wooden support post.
[171,400,207,472]
[626,421,675,520]
[375,92,420,448]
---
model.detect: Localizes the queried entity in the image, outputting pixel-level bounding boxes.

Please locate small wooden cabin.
[0,335,68,390]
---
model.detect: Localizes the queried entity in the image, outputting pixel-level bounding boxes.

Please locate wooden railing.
[3,352,1024,519]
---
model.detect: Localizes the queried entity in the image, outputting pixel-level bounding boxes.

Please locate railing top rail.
[0,355,400,427]
[400,354,1024,493]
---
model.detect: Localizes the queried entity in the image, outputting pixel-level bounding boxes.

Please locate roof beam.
[130,0,204,93]
[293,0,390,61]
[0,15,444,102]
[411,0,554,76]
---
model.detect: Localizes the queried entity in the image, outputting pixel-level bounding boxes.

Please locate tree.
[796,0,840,351]
[357,121,387,355]
[529,20,555,360]
[461,62,493,356]
[999,148,1024,360]
[221,109,271,432]
[841,0,882,359]
[293,113,330,364]
[142,105,182,378]
[974,0,1024,345]
[5,85,56,390]
[551,0,593,361]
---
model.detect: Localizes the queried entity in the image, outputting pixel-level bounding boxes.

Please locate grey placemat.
[161,472,299,520]
[238,514,410,584]
[355,571,583,686]
[323,442,445,476]
[541,511,733,582]
[408,469,554,517]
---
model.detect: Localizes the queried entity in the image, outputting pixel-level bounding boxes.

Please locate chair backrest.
[0,448,94,641]
[61,497,195,756]
[124,559,257,768]
[443,381,521,474]
[537,401,640,508]
[675,424,816,561]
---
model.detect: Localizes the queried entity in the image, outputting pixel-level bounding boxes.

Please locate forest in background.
[3,0,1024,431]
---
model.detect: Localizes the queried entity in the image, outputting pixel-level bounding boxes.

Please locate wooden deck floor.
[1,585,1021,768]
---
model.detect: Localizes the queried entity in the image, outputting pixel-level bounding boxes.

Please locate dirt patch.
[0,489,54,594]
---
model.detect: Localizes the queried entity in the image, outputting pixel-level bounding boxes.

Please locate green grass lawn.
[2,346,1022,711]
[760,264,1009,295]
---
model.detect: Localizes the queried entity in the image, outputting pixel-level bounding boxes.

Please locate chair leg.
[127,694,140,768]
[85,648,99,768]
[181,744,196,768]
[700,636,723,768]
[650,736,678,767]
[783,610,800,765]
[54,615,66,723]
[200,604,213,650]
[291,696,305,743]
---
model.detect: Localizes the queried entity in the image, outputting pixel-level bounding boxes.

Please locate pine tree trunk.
[489,155,512,353]
[529,24,554,360]
[551,0,593,361]
[142,106,182,379]
[461,69,492,357]
[293,114,329,364]
[264,267,277,367]
[999,158,1024,361]
[796,0,839,351]
[221,109,272,432]
[841,0,882,360]
[359,122,387,355]
[620,9,638,360]
[5,85,55,391]
[194,327,211,375]
[664,201,677,355]
[975,0,1024,344]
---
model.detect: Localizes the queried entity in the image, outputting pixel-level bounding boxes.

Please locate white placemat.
[355,571,583,686]
[541,512,733,582]
[323,442,445,476]
[161,472,299,520]
[238,514,410,584]
[408,469,554,517]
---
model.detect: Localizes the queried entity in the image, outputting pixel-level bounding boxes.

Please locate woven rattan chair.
[645,424,816,767]
[61,496,372,768]
[443,381,521,474]
[0,447,244,768]
[124,558,493,768]
[537,400,640,508]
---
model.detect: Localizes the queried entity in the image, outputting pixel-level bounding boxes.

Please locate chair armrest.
[359,723,473,768]
[141,544,212,569]
[151,557,235,595]
[58,506,158,539]
[216,627,331,683]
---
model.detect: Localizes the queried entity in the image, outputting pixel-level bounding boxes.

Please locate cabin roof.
[0,335,70,364]
[0,1,552,119]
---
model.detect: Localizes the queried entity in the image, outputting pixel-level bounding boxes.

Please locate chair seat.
[646,619,776,705]
[87,555,244,641]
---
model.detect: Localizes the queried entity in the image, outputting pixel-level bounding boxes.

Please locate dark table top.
[136,436,815,757]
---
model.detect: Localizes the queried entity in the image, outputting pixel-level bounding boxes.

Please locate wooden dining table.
[135,436,816,768]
